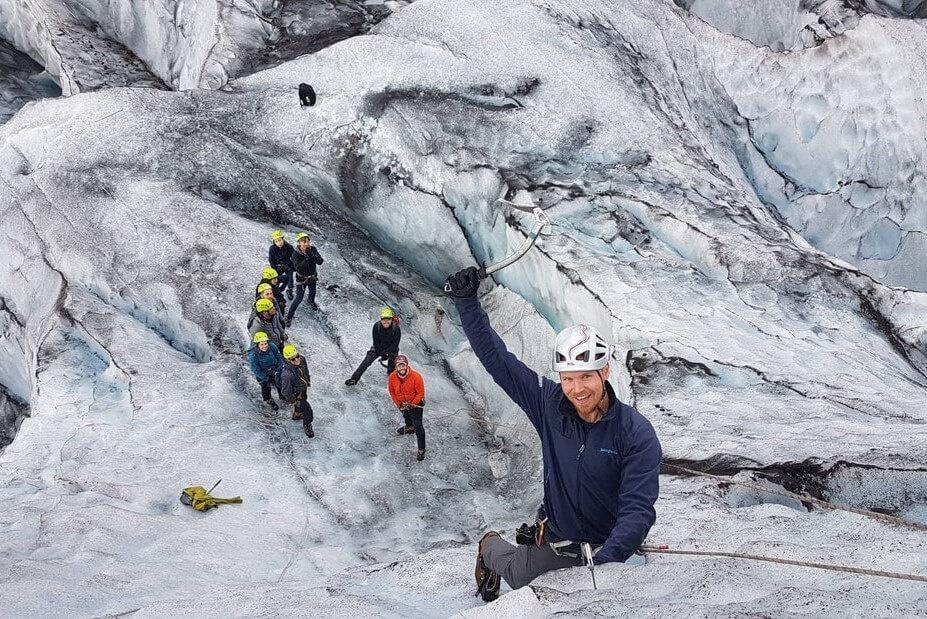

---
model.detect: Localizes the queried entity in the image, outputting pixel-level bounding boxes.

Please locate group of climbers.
[343,306,427,461]
[268,229,325,326]
[242,230,426,458]
[245,230,324,437]
[245,231,661,598]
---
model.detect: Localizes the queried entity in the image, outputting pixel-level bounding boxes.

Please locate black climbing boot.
[475,532,501,602]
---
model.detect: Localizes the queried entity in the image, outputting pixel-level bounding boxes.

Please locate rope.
[661,462,927,532]
[428,408,527,431]
[639,545,927,584]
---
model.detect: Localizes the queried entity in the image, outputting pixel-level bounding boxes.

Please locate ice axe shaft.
[581,542,597,590]
[444,200,550,293]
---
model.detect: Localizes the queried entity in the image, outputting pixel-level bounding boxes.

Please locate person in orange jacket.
[387,354,426,461]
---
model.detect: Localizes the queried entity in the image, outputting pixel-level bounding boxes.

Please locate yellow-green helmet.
[262,267,279,280]
[295,232,309,242]
[252,331,269,344]
[256,283,272,294]
[255,298,274,313]
[271,229,285,240]
[282,344,299,360]
[380,306,394,319]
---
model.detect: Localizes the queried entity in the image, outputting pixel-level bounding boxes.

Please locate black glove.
[515,522,537,545]
[445,267,482,298]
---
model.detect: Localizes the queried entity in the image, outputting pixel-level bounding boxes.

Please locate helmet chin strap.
[592,369,609,417]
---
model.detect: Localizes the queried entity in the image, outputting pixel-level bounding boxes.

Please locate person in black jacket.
[280,343,314,438]
[345,307,401,386]
[269,230,295,300]
[285,232,324,326]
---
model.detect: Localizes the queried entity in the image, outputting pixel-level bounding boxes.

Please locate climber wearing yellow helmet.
[279,343,315,438]
[248,297,287,350]
[268,230,296,302]
[255,266,287,316]
[345,307,401,386]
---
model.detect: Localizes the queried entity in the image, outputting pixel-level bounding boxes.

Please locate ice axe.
[581,542,597,590]
[443,199,551,293]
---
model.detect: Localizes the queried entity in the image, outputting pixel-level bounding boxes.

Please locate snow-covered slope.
[0,0,925,615]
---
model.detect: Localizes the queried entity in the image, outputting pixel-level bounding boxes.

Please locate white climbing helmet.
[552,325,611,372]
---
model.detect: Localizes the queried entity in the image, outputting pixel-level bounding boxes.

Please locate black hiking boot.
[417,449,426,461]
[345,377,358,386]
[304,425,314,438]
[265,398,279,411]
[475,532,501,602]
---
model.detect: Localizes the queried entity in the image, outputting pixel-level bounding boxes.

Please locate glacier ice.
[0,0,926,615]
[0,0,416,93]
[0,39,59,124]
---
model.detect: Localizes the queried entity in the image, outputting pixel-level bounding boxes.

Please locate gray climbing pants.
[481,535,584,590]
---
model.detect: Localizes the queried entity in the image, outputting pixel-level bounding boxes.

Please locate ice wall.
[0,39,60,124]
[1,0,925,614]
[0,0,416,92]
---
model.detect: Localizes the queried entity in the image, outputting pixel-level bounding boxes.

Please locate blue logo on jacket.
[600,448,619,456]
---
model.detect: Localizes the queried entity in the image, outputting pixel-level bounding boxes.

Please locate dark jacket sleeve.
[275,314,288,342]
[310,247,323,265]
[594,415,662,564]
[270,343,283,369]
[452,295,547,429]
[247,347,267,382]
[290,251,303,272]
[390,326,401,355]
[279,367,296,402]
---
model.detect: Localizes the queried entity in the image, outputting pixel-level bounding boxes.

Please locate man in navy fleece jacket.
[445,267,662,599]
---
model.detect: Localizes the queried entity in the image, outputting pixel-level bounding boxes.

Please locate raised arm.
[452,294,549,430]
[594,416,662,564]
